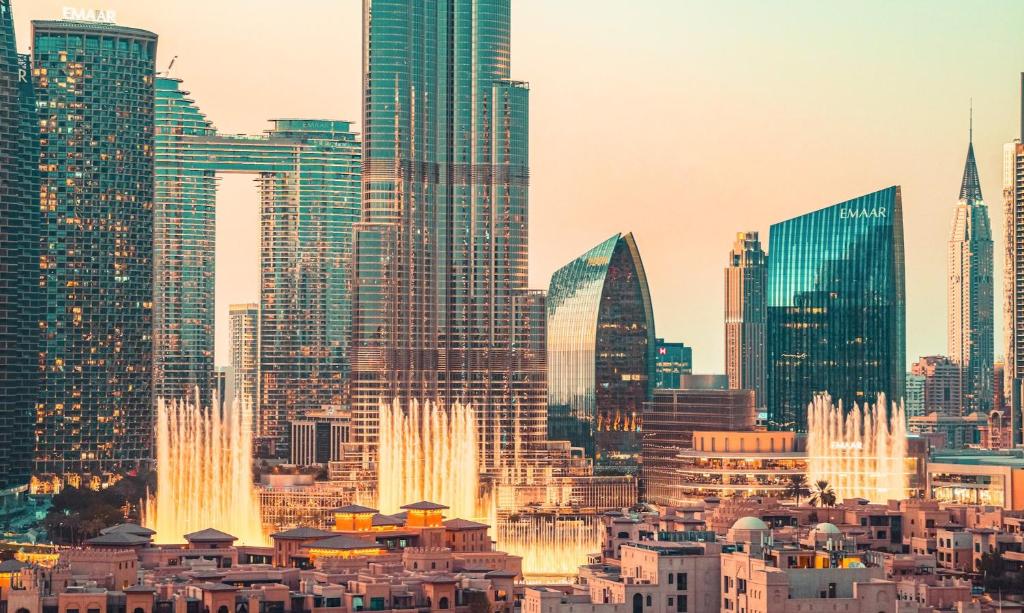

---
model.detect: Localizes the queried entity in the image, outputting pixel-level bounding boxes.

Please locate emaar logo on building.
[839,206,888,220]
[61,6,117,24]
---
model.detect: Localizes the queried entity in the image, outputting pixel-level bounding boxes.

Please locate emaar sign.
[61,6,117,24]
[839,205,887,220]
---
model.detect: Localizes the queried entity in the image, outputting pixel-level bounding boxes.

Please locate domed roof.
[731,516,769,531]
[814,522,842,535]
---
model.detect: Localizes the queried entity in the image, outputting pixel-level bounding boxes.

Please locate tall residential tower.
[229,303,259,412]
[32,17,157,480]
[0,0,39,489]
[948,117,994,414]
[1005,73,1024,443]
[350,0,544,469]
[725,231,767,405]
[154,77,360,457]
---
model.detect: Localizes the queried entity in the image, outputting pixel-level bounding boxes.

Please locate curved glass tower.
[547,233,655,476]
[767,186,906,432]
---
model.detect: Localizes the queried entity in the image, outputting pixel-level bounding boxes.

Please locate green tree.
[809,480,837,507]
[785,474,810,505]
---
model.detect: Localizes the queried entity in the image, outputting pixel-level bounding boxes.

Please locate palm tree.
[785,474,810,506]
[809,480,837,507]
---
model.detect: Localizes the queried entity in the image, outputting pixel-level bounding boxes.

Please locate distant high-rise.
[905,373,926,419]
[0,0,39,490]
[948,116,994,413]
[154,77,360,457]
[725,231,767,405]
[1004,73,1024,443]
[547,233,655,477]
[351,0,544,469]
[32,17,157,478]
[910,355,963,417]
[994,361,1006,411]
[654,339,692,389]
[229,304,259,415]
[767,187,906,431]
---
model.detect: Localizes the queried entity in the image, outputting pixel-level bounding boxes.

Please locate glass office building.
[32,19,157,478]
[351,0,545,469]
[654,339,692,389]
[547,233,655,476]
[0,1,39,489]
[766,186,906,432]
[155,77,361,457]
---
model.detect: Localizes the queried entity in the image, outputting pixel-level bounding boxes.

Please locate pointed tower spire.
[959,102,983,203]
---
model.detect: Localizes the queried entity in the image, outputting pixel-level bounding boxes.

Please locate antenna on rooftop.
[161,55,177,77]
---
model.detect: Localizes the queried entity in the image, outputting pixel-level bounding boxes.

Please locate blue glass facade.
[766,186,906,431]
[352,0,545,469]
[654,339,692,389]
[547,233,655,476]
[0,0,39,489]
[32,19,157,478]
[155,78,361,457]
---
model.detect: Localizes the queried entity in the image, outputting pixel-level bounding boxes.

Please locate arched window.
[438,597,449,610]
[133,608,145,613]
[632,593,643,613]
[218,605,229,613]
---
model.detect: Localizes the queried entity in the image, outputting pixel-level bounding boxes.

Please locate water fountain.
[376,399,480,520]
[492,507,601,580]
[805,394,909,503]
[144,391,266,544]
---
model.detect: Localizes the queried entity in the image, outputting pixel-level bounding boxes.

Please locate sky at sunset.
[15,0,1024,372]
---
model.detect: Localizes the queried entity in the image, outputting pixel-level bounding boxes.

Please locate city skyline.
[13,1,1024,373]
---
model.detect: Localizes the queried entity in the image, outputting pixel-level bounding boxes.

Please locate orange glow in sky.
[15,0,1024,371]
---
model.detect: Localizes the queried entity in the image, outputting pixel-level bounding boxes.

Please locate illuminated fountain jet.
[805,393,908,503]
[144,390,266,544]
[376,399,480,521]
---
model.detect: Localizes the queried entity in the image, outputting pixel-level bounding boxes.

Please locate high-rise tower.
[1005,73,1024,443]
[32,17,157,479]
[0,0,39,489]
[547,233,655,477]
[351,0,544,468]
[725,231,767,406]
[767,187,906,432]
[154,77,361,457]
[948,113,994,414]
[229,303,259,415]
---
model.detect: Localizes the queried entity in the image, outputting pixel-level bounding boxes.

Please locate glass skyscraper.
[351,0,545,470]
[0,0,39,489]
[547,233,655,476]
[654,338,692,389]
[32,18,157,478]
[947,126,993,414]
[155,77,361,457]
[767,186,906,431]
